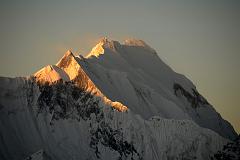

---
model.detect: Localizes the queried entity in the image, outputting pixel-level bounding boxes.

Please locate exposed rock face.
[211,135,240,160]
[173,83,209,108]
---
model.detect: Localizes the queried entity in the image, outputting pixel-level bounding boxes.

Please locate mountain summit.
[0,38,238,160]
[86,37,121,58]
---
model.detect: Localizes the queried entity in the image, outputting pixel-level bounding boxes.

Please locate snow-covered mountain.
[0,38,238,160]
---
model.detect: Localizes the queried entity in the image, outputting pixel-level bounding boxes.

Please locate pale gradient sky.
[0,0,239,133]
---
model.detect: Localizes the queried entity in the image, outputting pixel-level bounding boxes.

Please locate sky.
[0,0,239,133]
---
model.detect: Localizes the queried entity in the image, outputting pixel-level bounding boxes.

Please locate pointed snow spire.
[64,49,74,57]
[56,50,75,68]
[86,37,121,58]
[55,49,83,80]
[86,40,105,58]
[99,36,108,44]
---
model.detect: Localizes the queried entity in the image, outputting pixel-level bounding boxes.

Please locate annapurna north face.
[0,38,238,160]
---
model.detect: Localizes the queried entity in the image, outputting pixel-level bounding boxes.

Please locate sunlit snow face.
[86,41,105,58]
[34,65,70,84]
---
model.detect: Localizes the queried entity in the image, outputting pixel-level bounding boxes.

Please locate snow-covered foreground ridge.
[0,38,238,160]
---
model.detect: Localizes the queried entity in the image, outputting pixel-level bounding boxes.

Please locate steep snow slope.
[55,50,127,112]
[78,38,237,140]
[0,77,228,160]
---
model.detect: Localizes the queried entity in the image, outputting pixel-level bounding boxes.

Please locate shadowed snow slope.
[0,38,237,160]
[0,77,229,160]
[80,38,237,140]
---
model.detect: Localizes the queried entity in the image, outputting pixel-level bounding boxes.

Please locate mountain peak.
[1,37,238,160]
[124,39,147,47]
[86,37,156,58]
[86,40,105,58]
[34,65,70,84]
[56,50,76,68]
[64,50,74,57]
[61,50,75,61]
[86,37,121,58]
[99,37,109,44]
[124,38,156,52]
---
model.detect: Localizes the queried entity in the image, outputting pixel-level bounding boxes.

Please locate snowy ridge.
[78,38,237,140]
[86,37,121,58]
[124,38,156,53]
[34,65,70,84]
[34,50,127,112]
[0,37,238,160]
[0,77,228,160]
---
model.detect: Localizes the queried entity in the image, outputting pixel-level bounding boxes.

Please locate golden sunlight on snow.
[34,65,70,84]
[86,39,105,58]
[35,49,128,112]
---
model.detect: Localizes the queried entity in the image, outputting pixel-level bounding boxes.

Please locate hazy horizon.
[0,0,239,133]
